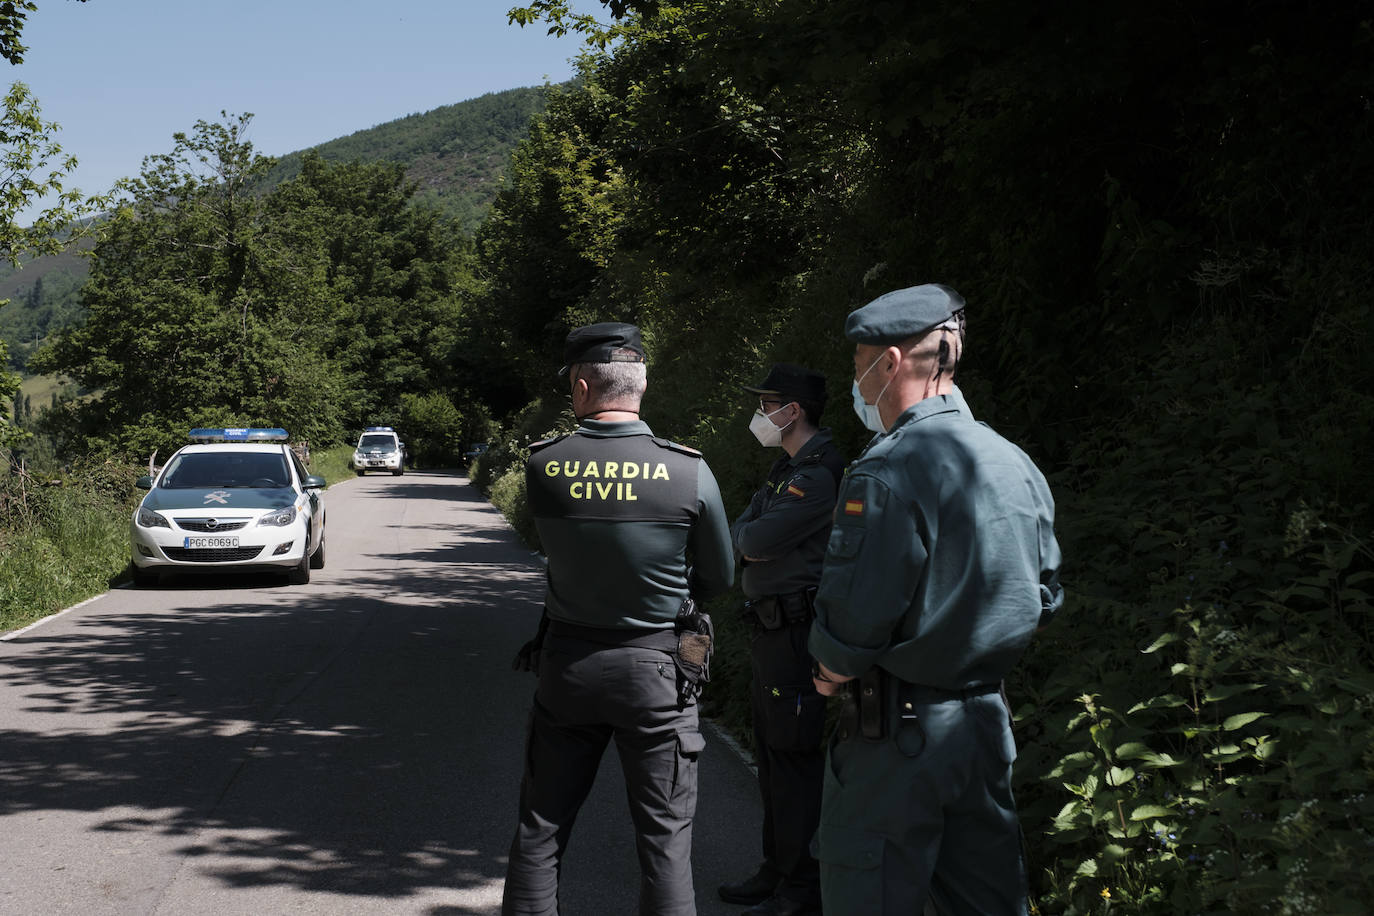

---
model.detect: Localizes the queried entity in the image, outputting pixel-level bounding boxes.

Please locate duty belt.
[744,587,816,630]
[839,668,1002,743]
[546,618,679,652]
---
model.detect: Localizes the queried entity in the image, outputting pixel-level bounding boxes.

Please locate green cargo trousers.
[817,690,1028,915]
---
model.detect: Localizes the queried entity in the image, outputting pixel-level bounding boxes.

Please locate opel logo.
[206,518,219,530]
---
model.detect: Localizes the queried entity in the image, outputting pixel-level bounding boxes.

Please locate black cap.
[742,363,827,404]
[560,322,647,376]
[845,283,965,345]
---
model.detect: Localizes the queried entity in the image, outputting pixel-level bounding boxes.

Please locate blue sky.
[11,0,587,223]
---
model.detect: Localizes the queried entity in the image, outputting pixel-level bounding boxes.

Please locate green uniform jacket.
[527,419,734,630]
[809,387,1063,689]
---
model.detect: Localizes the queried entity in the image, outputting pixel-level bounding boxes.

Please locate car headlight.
[137,506,170,529]
[258,506,297,527]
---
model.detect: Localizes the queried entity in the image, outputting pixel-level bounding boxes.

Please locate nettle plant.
[1036,508,1374,915]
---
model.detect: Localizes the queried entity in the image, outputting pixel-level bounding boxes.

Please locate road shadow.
[0,477,758,913]
[0,482,543,907]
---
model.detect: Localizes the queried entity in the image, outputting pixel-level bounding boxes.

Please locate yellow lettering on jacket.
[652,463,670,481]
[545,460,560,477]
[604,461,618,479]
[623,462,640,479]
[584,461,599,478]
[566,481,637,502]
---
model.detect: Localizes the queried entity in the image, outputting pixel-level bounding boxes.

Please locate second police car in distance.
[352,426,406,476]
[129,428,327,587]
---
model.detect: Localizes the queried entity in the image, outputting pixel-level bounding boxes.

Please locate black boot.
[742,894,823,916]
[718,865,780,905]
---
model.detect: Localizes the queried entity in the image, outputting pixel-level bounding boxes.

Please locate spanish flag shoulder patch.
[843,498,865,516]
[787,484,805,498]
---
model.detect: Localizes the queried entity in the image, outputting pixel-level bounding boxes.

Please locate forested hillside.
[258,85,553,231]
[5,1,1372,912]
[0,85,553,375]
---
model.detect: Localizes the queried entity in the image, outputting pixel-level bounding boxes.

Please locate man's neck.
[882,378,955,430]
[781,422,820,457]
[579,407,640,423]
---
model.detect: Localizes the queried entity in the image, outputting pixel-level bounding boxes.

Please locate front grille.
[163,546,265,562]
[177,519,250,533]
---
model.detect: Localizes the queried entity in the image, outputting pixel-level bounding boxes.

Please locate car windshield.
[359,434,395,449]
[160,452,292,489]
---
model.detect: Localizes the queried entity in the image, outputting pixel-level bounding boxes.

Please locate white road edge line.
[1,591,111,641]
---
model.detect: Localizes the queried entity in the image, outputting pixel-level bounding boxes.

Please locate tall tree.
[1,0,105,448]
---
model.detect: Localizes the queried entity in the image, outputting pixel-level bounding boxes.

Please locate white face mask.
[851,354,894,433]
[749,403,793,447]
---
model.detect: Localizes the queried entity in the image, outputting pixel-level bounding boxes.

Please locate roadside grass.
[308,444,355,487]
[0,484,131,634]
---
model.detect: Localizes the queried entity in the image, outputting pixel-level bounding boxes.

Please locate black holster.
[836,668,888,742]
[512,608,550,675]
[744,586,817,630]
[672,595,713,708]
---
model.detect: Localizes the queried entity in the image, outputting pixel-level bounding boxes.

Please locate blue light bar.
[364,426,394,432]
[188,427,290,443]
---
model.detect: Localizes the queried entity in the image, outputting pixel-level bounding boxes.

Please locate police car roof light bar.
[364,426,394,432]
[188,427,290,443]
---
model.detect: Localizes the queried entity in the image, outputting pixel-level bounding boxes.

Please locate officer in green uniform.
[808,285,1064,915]
[503,322,735,916]
[719,365,844,916]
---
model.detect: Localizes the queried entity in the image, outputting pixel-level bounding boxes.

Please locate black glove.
[512,609,550,675]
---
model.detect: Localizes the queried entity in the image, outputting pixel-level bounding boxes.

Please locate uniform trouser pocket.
[817,824,885,915]
[757,684,827,750]
[751,623,825,750]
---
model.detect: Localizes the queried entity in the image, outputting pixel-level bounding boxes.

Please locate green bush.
[397,392,465,467]
[488,464,538,552]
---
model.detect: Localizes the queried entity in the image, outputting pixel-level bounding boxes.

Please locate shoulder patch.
[650,436,701,457]
[528,434,569,453]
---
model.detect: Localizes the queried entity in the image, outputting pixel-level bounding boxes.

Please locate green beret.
[844,284,966,345]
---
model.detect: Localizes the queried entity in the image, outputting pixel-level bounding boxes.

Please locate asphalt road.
[0,472,762,915]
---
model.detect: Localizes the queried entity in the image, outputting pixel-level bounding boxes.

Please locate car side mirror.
[304,475,326,490]
[136,476,154,489]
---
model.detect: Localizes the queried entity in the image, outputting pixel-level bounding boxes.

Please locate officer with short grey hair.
[808,285,1064,915]
[503,322,735,916]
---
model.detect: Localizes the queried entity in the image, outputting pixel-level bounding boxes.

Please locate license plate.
[184,536,239,548]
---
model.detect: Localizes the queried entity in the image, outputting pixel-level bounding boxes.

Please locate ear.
[885,344,903,372]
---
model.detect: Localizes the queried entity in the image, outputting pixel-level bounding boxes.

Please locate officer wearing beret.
[719,365,844,916]
[503,322,735,916]
[808,285,1064,915]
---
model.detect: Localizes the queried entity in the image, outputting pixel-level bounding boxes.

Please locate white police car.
[129,428,327,587]
[352,426,406,476]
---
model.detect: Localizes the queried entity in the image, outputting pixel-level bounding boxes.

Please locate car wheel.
[288,541,311,585]
[355,469,365,477]
[129,561,159,587]
[393,465,404,476]
[309,530,326,569]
